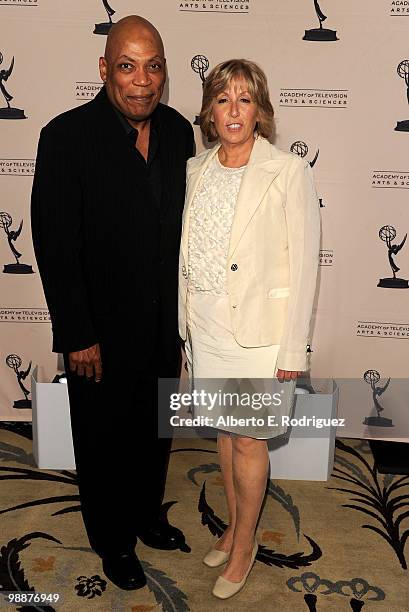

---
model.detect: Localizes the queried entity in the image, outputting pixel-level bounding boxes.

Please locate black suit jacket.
[31,87,194,359]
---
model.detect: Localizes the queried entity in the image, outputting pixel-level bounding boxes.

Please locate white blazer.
[178,136,321,371]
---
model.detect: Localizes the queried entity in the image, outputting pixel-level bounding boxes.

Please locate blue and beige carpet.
[0,422,408,611]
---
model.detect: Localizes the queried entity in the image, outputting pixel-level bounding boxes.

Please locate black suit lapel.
[156,121,173,219]
[89,88,159,211]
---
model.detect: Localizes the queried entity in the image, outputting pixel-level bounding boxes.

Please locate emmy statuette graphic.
[303,0,338,42]
[290,141,319,168]
[377,225,408,288]
[363,370,393,427]
[191,55,210,125]
[0,53,26,120]
[0,212,33,274]
[395,60,409,132]
[93,0,116,35]
[6,354,32,409]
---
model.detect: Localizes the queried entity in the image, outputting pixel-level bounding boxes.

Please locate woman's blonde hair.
[199,59,275,142]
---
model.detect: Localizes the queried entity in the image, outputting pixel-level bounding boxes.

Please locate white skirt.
[184,291,296,439]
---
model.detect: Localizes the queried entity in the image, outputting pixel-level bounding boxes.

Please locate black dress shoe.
[102,552,147,590]
[137,521,188,551]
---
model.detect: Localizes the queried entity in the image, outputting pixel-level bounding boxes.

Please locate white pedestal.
[31,366,76,470]
[268,380,339,481]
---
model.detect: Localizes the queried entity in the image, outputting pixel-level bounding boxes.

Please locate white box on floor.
[31,366,76,470]
[268,380,339,481]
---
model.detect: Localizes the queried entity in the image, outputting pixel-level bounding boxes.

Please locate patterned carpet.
[0,422,408,611]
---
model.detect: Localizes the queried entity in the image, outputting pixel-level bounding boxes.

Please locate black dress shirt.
[113,106,162,210]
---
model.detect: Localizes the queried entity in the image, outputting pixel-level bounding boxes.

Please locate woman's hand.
[276,369,301,382]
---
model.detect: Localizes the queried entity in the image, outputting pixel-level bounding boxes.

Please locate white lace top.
[187,154,246,294]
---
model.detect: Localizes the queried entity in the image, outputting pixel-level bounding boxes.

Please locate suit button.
[182,265,188,279]
[230,264,238,271]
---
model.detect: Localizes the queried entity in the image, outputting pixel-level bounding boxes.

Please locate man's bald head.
[99,15,166,126]
[104,15,164,64]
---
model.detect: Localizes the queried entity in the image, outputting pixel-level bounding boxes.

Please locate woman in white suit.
[178,59,320,599]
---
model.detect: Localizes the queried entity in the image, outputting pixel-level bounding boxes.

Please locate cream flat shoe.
[212,539,258,599]
[203,536,230,567]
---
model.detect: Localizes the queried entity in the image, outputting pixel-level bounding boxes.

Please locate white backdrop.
[0,0,408,441]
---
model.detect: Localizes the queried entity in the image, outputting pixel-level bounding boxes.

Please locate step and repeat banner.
[0,1,408,440]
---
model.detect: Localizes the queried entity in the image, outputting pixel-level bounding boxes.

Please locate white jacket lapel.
[228,138,286,258]
[181,137,286,262]
[180,144,220,261]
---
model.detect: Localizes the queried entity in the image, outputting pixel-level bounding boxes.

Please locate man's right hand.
[68,343,102,382]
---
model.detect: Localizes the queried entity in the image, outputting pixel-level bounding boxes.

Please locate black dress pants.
[63,327,180,558]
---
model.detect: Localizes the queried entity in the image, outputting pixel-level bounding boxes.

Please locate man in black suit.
[31,16,194,590]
